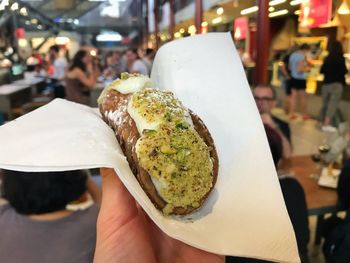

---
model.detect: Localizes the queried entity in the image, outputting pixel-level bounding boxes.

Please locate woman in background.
[320,41,348,132]
[65,50,99,105]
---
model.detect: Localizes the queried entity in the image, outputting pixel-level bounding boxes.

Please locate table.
[0,76,46,120]
[282,156,342,245]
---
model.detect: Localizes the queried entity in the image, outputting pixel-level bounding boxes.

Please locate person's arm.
[75,68,97,89]
[261,114,292,159]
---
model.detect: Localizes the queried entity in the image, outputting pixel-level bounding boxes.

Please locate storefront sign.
[234,17,248,40]
[299,0,332,28]
[15,28,26,39]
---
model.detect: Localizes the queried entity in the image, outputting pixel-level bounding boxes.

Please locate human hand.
[94,168,224,263]
[260,113,276,129]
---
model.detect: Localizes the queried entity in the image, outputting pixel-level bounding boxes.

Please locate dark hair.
[50,45,60,53]
[69,50,87,71]
[127,48,139,59]
[327,41,344,61]
[254,85,276,100]
[145,48,154,56]
[1,170,87,215]
[264,124,283,167]
[299,43,310,50]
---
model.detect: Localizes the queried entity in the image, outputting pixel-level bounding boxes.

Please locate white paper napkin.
[0,33,299,262]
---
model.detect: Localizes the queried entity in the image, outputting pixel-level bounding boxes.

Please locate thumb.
[97,168,138,226]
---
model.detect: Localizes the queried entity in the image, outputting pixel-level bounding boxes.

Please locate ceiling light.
[269,9,289,17]
[240,6,258,15]
[201,21,208,27]
[294,10,301,15]
[67,18,73,23]
[37,24,43,30]
[0,5,5,11]
[212,17,222,24]
[269,0,286,6]
[25,20,30,25]
[55,36,70,45]
[10,2,18,11]
[179,28,185,34]
[19,7,27,16]
[338,0,350,15]
[31,18,38,24]
[216,7,224,15]
[2,0,9,6]
[96,32,122,42]
[73,19,79,25]
[269,7,275,12]
[290,0,304,6]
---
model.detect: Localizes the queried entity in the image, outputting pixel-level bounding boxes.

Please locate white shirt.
[131,59,149,76]
[52,57,68,80]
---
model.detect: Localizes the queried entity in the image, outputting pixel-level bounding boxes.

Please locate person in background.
[102,51,116,79]
[253,85,292,160]
[65,50,99,105]
[281,45,298,114]
[49,45,68,98]
[0,170,101,263]
[125,48,149,76]
[288,44,311,120]
[94,168,224,263]
[320,41,348,132]
[226,125,309,263]
[142,48,155,74]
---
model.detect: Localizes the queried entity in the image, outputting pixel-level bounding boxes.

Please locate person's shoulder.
[272,116,289,127]
[0,203,13,216]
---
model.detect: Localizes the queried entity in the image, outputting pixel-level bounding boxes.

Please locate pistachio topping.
[136,122,213,215]
[130,88,189,125]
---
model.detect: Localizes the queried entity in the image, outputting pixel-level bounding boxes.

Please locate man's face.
[126,51,136,63]
[253,87,275,114]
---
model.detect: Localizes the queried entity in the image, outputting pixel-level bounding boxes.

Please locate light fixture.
[269,7,275,12]
[18,39,28,47]
[96,32,122,42]
[31,18,38,24]
[174,32,181,38]
[188,25,196,35]
[179,28,185,34]
[0,5,5,11]
[269,0,286,6]
[90,50,97,57]
[73,19,79,25]
[25,20,30,25]
[67,18,73,23]
[212,17,222,24]
[216,7,224,15]
[269,9,289,17]
[10,2,18,10]
[290,0,304,6]
[294,10,301,15]
[55,36,70,45]
[2,0,9,7]
[37,24,43,30]
[338,0,350,15]
[201,21,208,27]
[240,6,259,15]
[19,7,27,16]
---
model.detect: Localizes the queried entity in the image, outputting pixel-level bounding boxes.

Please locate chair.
[279,175,310,263]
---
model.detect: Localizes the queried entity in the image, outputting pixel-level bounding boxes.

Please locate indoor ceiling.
[0,0,145,35]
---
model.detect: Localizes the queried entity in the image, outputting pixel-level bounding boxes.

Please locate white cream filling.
[112,75,153,94]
